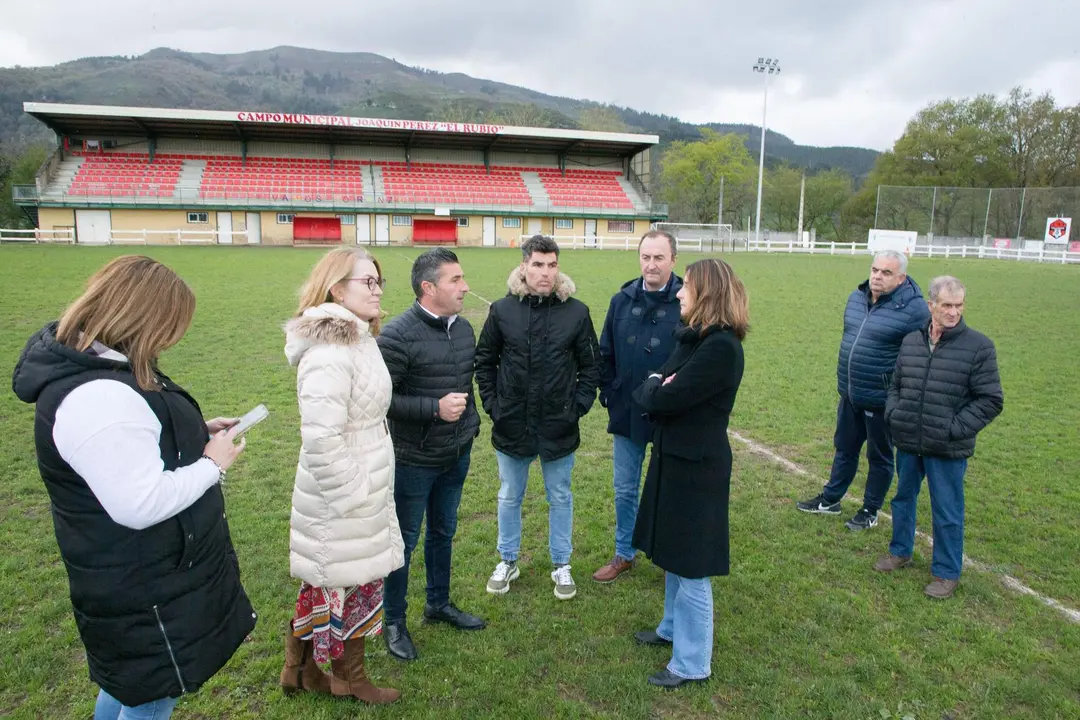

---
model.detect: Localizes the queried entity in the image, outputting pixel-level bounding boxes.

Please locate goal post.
[651,222,735,253]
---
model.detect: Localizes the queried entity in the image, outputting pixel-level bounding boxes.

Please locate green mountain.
[0,46,879,178]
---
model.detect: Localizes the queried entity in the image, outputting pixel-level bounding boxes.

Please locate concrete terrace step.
[521,171,549,206]
[175,159,207,198]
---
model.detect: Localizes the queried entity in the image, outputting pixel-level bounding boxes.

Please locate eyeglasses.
[345,276,386,292]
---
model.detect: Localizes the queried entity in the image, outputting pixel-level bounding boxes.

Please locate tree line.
[659,87,1080,241]
[0,142,47,229]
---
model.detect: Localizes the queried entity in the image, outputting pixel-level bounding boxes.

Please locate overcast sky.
[2,0,1078,150]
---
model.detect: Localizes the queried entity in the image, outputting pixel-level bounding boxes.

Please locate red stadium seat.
[375,162,532,205]
[69,152,183,196]
[197,156,365,201]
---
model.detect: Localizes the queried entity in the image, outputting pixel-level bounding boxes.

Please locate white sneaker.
[486,560,520,595]
[551,564,577,600]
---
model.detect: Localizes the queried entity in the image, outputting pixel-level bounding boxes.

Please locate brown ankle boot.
[330,636,401,704]
[280,624,332,695]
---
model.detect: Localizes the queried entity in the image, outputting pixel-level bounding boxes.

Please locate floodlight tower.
[752,57,780,245]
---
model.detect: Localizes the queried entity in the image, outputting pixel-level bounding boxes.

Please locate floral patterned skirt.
[291,580,384,664]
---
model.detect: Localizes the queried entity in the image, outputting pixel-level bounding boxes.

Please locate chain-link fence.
[874,185,1080,245]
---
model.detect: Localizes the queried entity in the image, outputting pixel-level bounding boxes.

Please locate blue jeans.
[495,450,575,565]
[384,444,471,623]
[612,435,647,561]
[889,450,967,580]
[95,689,178,720]
[822,395,894,512]
[656,573,713,680]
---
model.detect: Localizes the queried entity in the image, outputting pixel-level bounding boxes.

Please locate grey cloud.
[3,0,1079,148]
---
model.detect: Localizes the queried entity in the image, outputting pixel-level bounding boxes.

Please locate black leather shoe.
[647,669,707,689]
[422,603,487,630]
[634,630,673,646]
[383,622,418,661]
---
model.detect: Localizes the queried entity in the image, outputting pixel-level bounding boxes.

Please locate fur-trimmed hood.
[284,302,370,367]
[506,267,577,302]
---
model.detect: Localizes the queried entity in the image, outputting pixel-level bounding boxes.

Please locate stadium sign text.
[235,112,504,134]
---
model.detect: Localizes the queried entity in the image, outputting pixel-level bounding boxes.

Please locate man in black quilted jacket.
[376,248,485,662]
[874,275,1004,599]
[475,235,602,602]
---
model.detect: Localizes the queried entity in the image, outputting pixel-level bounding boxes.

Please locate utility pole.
[797,172,806,247]
[717,175,725,251]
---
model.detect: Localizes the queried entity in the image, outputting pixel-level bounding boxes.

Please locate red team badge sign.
[1044,217,1072,243]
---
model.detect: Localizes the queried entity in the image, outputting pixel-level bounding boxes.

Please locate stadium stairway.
[175,159,206,200]
[369,164,386,202]
[42,156,83,198]
[617,175,651,214]
[522,171,551,208]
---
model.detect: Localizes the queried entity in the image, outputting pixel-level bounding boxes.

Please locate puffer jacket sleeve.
[573,306,602,416]
[297,346,370,512]
[474,303,503,417]
[949,340,1004,440]
[377,319,439,425]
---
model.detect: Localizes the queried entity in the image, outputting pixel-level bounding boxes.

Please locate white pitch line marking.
[728,430,1080,625]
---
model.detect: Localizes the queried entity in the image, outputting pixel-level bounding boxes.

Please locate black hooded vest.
[12,323,256,707]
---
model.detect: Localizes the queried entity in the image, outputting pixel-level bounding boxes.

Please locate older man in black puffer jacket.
[376,249,485,662]
[874,275,1003,600]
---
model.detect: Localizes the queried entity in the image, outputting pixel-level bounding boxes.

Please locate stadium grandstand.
[13,102,667,247]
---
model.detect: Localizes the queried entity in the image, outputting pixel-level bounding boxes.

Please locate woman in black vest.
[629,258,749,689]
[12,255,256,719]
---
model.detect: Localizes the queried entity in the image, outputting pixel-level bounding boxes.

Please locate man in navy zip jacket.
[592,230,683,583]
[797,250,930,529]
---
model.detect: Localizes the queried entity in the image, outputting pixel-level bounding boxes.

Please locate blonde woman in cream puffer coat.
[279,247,404,706]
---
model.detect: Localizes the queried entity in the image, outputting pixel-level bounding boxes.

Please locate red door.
[293,217,342,244]
[412,219,458,245]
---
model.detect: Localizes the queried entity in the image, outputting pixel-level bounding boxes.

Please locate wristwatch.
[202,455,227,484]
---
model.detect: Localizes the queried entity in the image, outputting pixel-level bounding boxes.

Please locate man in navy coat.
[593,230,683,582]
[797,250,930,529]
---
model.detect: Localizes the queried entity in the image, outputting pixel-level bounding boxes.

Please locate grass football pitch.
[0,245,1077,719]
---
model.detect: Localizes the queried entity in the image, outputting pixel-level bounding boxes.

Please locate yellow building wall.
[36,205,652,248]
[259,211,293,246]
[495,216,524,247]
[455,216,483,247]
[37,208,75,233]
[552,217,578,238]
[338,215,358,245]
[231,211,247,244]
[598,218,645,240]
[109,209,217,244]
[390,214,413,245]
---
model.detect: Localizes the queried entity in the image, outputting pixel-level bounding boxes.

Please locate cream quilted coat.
[284,302,405,588]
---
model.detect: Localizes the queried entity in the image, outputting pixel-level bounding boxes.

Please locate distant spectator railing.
[743,238,1080,264]
[541,235,705,252]
[12,185,39,201]
[533,233,1080,263]
[4,227,1078,262]
[0,227,75,243]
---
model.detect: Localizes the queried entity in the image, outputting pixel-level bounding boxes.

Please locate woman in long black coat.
[630,257,749,688]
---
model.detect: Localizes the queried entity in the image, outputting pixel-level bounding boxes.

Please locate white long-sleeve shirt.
[52,376,219,531]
